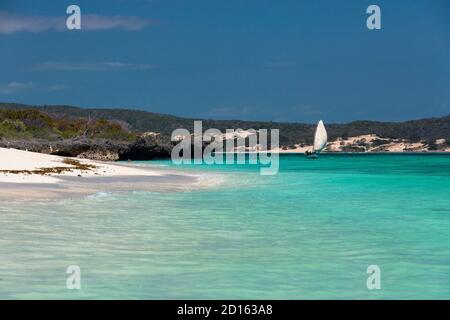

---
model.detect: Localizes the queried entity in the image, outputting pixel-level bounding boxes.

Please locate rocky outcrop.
[118,135,172,160]
[77,149,120,161]
[0,135,173,162]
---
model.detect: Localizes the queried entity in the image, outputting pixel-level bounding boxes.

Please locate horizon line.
[0,100,448,125]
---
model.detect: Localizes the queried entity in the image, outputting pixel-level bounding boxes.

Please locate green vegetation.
[371,139,392,147]
[0,119,30,139]
[0,109,56,139]
[341,145,366,152]
[0,109,135,142]
[0,102,449,146]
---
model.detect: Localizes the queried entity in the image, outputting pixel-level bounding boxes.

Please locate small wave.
[85,191,113,199]
[191,172,226,188]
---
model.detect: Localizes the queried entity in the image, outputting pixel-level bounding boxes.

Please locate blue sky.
[0,0,449,122]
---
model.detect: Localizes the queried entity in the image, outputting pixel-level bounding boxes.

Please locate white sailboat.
[306,120,328,158]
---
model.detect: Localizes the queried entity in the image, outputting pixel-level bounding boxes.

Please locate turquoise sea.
[1,154,449,299]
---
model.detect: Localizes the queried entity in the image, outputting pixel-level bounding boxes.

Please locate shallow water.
[1,154,449,299]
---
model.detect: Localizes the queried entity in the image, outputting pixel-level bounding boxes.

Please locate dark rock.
[118,135,172,160]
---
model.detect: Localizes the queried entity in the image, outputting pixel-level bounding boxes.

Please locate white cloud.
[0,82,68,94]
[82,15,153,31]
[0,11,153,34]
[32,62,154,71]
[0,82,36,94]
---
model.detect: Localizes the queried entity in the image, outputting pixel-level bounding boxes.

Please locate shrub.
[0,119,30,139]
[0,109,136,141]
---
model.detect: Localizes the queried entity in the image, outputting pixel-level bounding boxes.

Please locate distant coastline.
[271,134,450,153]
[0,102,449,162]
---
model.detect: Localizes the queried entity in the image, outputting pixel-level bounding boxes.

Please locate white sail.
[313,120,327,152]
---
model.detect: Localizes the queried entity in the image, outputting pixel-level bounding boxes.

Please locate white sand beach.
[0,147,218,200]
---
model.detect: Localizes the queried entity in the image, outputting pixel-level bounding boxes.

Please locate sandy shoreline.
[0,147,219,201]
